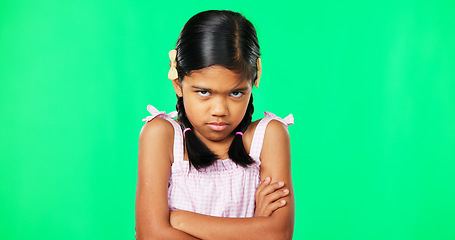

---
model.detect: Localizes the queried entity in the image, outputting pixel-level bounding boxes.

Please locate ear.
[172,79,183,97]
[255,58,262,88]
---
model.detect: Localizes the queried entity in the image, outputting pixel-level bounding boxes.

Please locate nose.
[211,96,228,117]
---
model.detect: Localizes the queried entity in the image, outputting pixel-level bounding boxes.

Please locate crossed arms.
[135,118,294,240]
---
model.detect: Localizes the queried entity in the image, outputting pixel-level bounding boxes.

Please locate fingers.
[256,177,271,194]
[256,178,289,202]
[259,181,286,198]
[263,198,287,216]
[265,187,289,204]
[262,187,289,216]
[255,186,289,217]
[255,177,271,202]
[254,177,290,217]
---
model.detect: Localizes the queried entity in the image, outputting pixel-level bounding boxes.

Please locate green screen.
[1,0,454,239]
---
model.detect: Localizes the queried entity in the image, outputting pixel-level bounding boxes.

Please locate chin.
[207,135,227,142]
[206,132,231,142]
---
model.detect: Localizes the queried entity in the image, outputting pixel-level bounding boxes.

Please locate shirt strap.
[249,111,294,161]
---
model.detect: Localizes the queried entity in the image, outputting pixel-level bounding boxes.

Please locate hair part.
[176,10,261,84]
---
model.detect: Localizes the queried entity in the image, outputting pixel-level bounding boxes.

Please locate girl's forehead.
[183,65,252,90]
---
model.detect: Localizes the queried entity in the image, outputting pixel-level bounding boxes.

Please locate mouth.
[206,122,229,131]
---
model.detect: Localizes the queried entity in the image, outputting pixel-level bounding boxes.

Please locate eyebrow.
[191,86,249,92]
[231,87,249,91]
[191,86,211,91]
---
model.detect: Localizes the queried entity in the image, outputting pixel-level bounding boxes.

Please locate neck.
[197,132,235,159]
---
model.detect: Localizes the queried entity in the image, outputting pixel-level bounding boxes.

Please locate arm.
[135,118,200,240]
[258,120,295,238]
[170,120,294,240]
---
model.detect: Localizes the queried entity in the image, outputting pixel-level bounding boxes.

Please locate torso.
[141,106,292,218]
[167,118,263,218]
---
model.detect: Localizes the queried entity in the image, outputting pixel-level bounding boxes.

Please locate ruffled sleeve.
[142,105,178,122]
[263,111,294,127]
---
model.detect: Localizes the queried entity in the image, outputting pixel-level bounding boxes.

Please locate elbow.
[262,215,294,240]
[135,225,172,240]
[136,232,163,240]
[135,230,156,240]
[266,226,293,240]
[281,226,294,240]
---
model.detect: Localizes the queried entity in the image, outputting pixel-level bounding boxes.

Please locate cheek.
[183,97,206,125]
[232,99,250,121]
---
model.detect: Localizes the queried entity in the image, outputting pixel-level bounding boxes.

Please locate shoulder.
[138,117,176,163]
[245,118,290,141]
[264,119,290,141]
[244,118,290,154]
[260,119,291,162]
[139,117,175,141]
[259,119,291,184]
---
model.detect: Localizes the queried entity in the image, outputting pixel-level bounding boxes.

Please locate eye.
[230,91,244,98]
[197,90,210,97]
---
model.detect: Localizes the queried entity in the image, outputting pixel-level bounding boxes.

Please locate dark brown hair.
[173,10,261,170]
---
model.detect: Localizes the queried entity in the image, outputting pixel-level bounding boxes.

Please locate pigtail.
[228,94,255,167]
[176,96,217,170]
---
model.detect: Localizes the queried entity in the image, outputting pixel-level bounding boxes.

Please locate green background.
[1,0,454,239]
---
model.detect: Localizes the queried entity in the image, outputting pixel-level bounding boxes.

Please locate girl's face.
[173,65,252,144]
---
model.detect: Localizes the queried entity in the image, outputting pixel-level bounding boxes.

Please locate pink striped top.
[142,105,294,218]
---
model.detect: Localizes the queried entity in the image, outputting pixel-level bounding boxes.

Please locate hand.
[254,177,289,217]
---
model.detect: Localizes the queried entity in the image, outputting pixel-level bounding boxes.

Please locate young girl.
[136,10,294,240]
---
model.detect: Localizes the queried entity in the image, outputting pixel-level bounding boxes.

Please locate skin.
[174,66,252,159]
[135,65,294,240]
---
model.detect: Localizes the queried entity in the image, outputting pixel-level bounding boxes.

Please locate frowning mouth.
[206,122,229,131]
